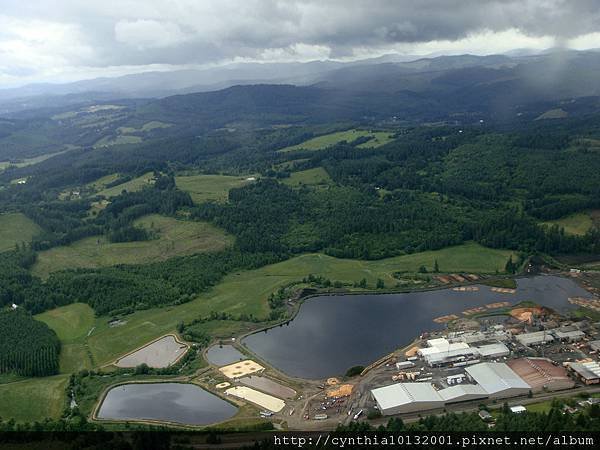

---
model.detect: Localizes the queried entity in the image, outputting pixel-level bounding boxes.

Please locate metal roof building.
[507,358,574,393]
[438,384,488,404]
[465,362,531,398]
[371,383,444,415]
[568,361,600,385]
[589,340,600,352]
[418,339,470,356]
[423,347,479,366]
[515,331,554,346]
[552,328,585,342]
[474,342,510,358]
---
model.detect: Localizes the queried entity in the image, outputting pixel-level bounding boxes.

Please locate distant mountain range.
[2,49,600,159]
[1,49,598,116]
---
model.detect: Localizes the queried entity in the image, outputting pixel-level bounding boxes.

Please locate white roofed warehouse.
[371,383,444,415]
[438,384,488,404]
[515,331,554,346]
[465,362,531,398]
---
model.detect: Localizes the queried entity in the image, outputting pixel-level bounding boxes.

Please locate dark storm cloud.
[1,0,599,84]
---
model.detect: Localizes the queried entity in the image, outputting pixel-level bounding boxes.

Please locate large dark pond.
[97,383,238,425]
[243,275,590,379]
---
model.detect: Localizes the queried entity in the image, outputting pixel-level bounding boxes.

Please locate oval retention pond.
[97,382,237,425]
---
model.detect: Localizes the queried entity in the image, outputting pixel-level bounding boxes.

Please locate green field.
[36,303,96,373]
[0,375,69,422]
[94,134,142,148]
[118,121,172,134]
[0,150,68,171]
[32,214,233,277]
[86,173,120,191]
[282,167,333,187]
[279,129,395,152]
[0,212,42,252]
[96,172,156,197]
[175,174,256,203]
[356,132,395,148]
[542,211,596,236]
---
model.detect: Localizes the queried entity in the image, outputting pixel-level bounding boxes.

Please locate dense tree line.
[193,176,599,259]
[0,310,60,376]
[0,249,40,309]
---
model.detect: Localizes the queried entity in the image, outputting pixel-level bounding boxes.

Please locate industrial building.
[465,362,531,398]
[418,338,469,356]
[568,361,600,385]
[418,338,510,367]
[552,327,586,342]
[418,338,478,367]
[589,340,600,352]
[438,384,488,404]
[371,382,489,415]
[448,329,511,344]
[423,347,479,366]
[371,383,444,415]
[371,362,532,415]
[507,358,574,392]
[474,342,510,358]
[515,331,554,346]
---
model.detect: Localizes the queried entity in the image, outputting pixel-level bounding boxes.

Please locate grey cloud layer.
[1,0,600,79]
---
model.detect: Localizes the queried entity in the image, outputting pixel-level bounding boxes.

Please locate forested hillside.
[1,95,599,318]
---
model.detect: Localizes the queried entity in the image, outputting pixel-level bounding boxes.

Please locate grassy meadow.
[0,375,69,422]
[282,167,333,187]
[96,172,156,197]
[36,303,97,374]
[542,211,596,236]
[279,129,395,152]
[0,212,42,253]
[118,121,172,134]
[175,174,256,203]
[94,135,142,148]
[31,214,233,277]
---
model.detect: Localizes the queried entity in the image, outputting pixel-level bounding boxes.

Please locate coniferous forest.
[0,310,60,376]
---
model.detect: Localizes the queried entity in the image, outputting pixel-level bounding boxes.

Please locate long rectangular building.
[371,383,444,415]
[515,331,554,346]
[438,384,488,404]
[474,342,510,358]
[465,362,531,398]
[372,363,530,415]
[568,361,600,385]
[507,358,574,392]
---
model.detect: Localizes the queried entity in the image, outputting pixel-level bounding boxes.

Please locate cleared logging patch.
[0,213,42,252]
[175,174,256,203]
[31,214,233,277]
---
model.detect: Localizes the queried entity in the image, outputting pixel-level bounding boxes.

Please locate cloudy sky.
[1,0,600,87]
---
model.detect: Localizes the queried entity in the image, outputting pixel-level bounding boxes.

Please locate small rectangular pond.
[115,335,188,368]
